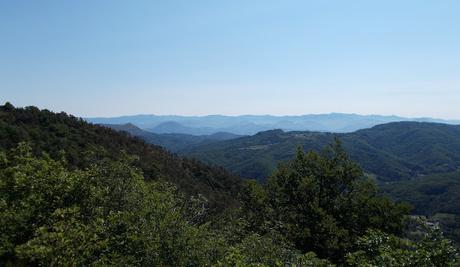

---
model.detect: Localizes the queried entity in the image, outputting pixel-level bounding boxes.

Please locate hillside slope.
[381,170,460,244]
[105,123,242,152]
[351,122,460,174]
[178,122,460,182]
[0,103,241,210]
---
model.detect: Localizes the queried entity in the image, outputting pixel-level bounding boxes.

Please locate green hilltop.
[1,103,458,266]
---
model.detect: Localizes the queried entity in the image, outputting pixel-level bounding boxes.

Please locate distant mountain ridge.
[105,120,460,184]
[150,121,217,135]
[87,113,460,135]
[105,120,460,246]
[104,123,243,152]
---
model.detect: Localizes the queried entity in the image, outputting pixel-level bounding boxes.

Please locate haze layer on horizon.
[1,1,459,119]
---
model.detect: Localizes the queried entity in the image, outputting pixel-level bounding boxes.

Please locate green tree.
[346,227,458,266]
[239,139,410,261]
[0,143,217,266]
[1,139,458,265]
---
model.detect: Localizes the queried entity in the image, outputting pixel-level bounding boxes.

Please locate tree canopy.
[0,104,458,266]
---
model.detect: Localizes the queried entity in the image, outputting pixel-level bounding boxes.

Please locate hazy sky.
[1,1,460,118]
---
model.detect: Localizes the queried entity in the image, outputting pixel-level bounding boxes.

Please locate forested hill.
[178,122,460,182]
[0,103,241,210]
[350,121,460,173]
[1,102,458,266]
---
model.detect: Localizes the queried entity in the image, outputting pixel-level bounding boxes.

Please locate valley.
[106,119,460,246]
[2,103,459,265]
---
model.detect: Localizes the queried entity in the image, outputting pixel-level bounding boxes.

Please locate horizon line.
[4,102,460,122]
[86,112,460,122]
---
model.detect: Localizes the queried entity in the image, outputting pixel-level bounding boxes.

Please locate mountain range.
[106,120,460,244]
[104,123,242,152]
[5,103,457,264]
[4,103,460,255]
[88,113,460,135]
[107,121,460,183]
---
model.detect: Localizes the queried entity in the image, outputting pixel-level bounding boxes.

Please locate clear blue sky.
[1,1,459,118]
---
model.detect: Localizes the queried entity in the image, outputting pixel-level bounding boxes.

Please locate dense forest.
[170,123,460,182]
[113,118,460,247]
[0,102,241,212]
[382,170,460,246]
[106,122,460,183]
[1,103,459,266]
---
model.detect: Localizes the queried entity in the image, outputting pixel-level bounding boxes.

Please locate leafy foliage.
[346,227,458,266]
[0,143,335,266]
[0,103,458,266]
[170,122,460,247]
[0,103,241,211]
[0,144,215,265]
[236,140,411,263]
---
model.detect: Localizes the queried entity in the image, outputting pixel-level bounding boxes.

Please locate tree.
[0,144,216,266]
[239,139,410,262]
[1,139,457,265]
[346,227,458,266]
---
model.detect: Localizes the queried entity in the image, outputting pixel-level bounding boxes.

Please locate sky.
[1,0,460,118]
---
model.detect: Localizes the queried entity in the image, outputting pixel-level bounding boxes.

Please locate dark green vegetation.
[1,103,458,266]
[0,103,241,211]
[383,171,460,216]
[113,118,460,247]
[175,123,460,182]
[174,122,460,246]
[382,171,460,245]
[1,145,215,266]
